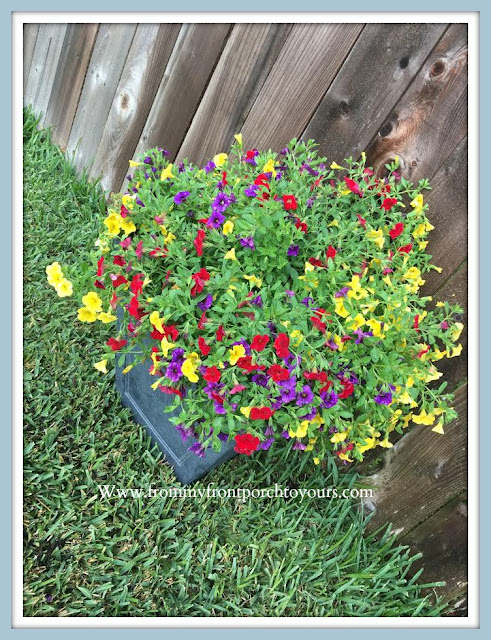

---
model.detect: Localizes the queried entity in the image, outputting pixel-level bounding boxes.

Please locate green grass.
[23,107,447,617]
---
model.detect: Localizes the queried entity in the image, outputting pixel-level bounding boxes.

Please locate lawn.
[23,107,446,617]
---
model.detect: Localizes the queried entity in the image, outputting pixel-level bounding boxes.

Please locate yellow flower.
[304,261,315,273]
[160,164,174,181]
[161,336,176,357]
[234,133,243,146]
[46,262,63,285]
[94,359,108,373]
[223,220,234,235]
[378,438,393,448]
[447,344,463,358]
[410,193,424,213]
[213,153,228,167]
[398,391,417,407]
[365,318,383,337]
[224,248,237,261]
[129,160,141,167]
[436,301,445,308]
[240,407,251,418]
[121,218,136,235]
[104,214,121,235]
[412,410,436,425]
[330,161,343,170]
[262,158,277,177]
[97,311,117,323]
[366,228,385,250]
[149,311,165,334]
[313,457,320,465]
[290,330,304,347]
[77,307,97,323]
[347,275,368,300]
[54,278,73,297]
[403,267,421,281]
[349,313,365,331]
[425,366,442,382]
[229,344,246,365]
[182,358,199,383]
[122,364,134,375]
[330,431,347,444]
[357,437,376,454]
[338,453,353,463]
[450,322,464,342]
[432,421,445,435]
[121,194,135,210]
[244,274,262,288]
[431,348,447,361]
[334,298,349,318]
[289,422,309,439]
[82,292,103,313]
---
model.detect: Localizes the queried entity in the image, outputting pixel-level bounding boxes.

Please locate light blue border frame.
[8,1,486,636]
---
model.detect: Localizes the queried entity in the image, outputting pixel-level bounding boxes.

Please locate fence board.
[45,23,99,149]
[67,23,137,172]
[89,23,181,193]
[23,24,39,94]
[366,23,468,182]
[240,23,364,153]
[421,136,467,294]
[24,24,68,125]
[302,23,447,164]
[176,23,294,167]
[366,383,467,536]
[132,23,232,164]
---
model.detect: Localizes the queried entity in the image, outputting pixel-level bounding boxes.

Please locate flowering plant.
[47,136,463,465]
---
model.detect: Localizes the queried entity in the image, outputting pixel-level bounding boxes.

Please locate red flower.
[344,176,362,196]
[308,257,323,267]
[326,245,336,261]
[251,334,270,351]
[198,336,211,356]
[191,268,210,297]
[246,150,257,161]
[282,194,298,211]
[149,247,168,258]
[222,171,228,186]
[120,205,129,218]
[135,240,143,259]
[310,316,327,333]
[381,197,398,211]
[254,173,270,188]
[319,381,333,394]
[150,328,165,340]
[216,325,225,342]
[113,255,126,266]
[338,379,354,399]
[203,366,221,383]
[130,273,144,295]
[303,371,328,383]
[94,279,105,289]
[389,222,404,240]
[234,433,260,455]
[106,337,127,351]
[295,218,308,233]
[274,333,290,359]
[357,213,367,228]
[267,364,290,382]
[413,315,420,332]
[112,275,128,288]
[159,386,184,398]
[417,346,430,359]
[398,243,413,254]
[198,312,208,330]
[194,229,206,257]
[97,256,105,277]
[128,295,141,319]
[110,292,118,310]
[250,407,274,420]
[237,357,265,372]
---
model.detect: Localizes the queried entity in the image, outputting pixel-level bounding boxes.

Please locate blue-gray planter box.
[115,351,236,484]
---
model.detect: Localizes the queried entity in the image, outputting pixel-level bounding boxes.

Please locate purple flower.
[281,430,290,439]
[252,373,269,388]
[178,162,185,173]
[239,236,255,250]
[174,191,190,204]
[335,287,350,298]
[374,391,393,405]
[301,163,319,176]
[136,197,145,207]
[306,197,315,208]
[214,401,226,415]
[279,388,296,404]
[165,361,183,383]
[293,441,307,450]
[243,149,259,165]
[299,407,317,421]
[280,147,289,155]
[301,296,314,307]
[326,340,339,351]
[287,244,299,257]
[176,423,194,442]
[285,289,295,298]
[244,184,259,197]
[296,385,314,407]
[268,322,277,336]
[204,160,216,174]
[218,432,229,442]
[259,438,274,450]
[320,390,338,409]
[207,210,225,228]
[354,328,373,344]
[144,156,153,165]
[265,424,274,436]
[251,295,263,307]
[212,192,232,213]
[171,348,185,365]
[189,442,206,458]
[198,293,213,311]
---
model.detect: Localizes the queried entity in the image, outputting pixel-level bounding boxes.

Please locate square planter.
[115,349,236,485]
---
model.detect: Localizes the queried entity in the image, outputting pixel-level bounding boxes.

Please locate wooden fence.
[23,21,469,610]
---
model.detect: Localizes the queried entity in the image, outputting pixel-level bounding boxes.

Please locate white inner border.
[13,10,479,629]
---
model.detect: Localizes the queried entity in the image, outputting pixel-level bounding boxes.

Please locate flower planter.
[115,350,236,484]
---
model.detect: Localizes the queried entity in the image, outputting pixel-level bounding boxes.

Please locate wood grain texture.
[366,23,468,182]
[67,24,137,172]
[366,384,467,536]
[302,23,447,164]
[240,23,365,153]
[176,23,294,167]
[400,493,468,611]
[23,24,39,94]
[421,136,467,294]
[133,23,232,162]
[45,23,99,149]
[90,23,181,193]
[24,24,68,124]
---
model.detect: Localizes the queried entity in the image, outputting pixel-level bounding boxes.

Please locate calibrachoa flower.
[49,138,463,465]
